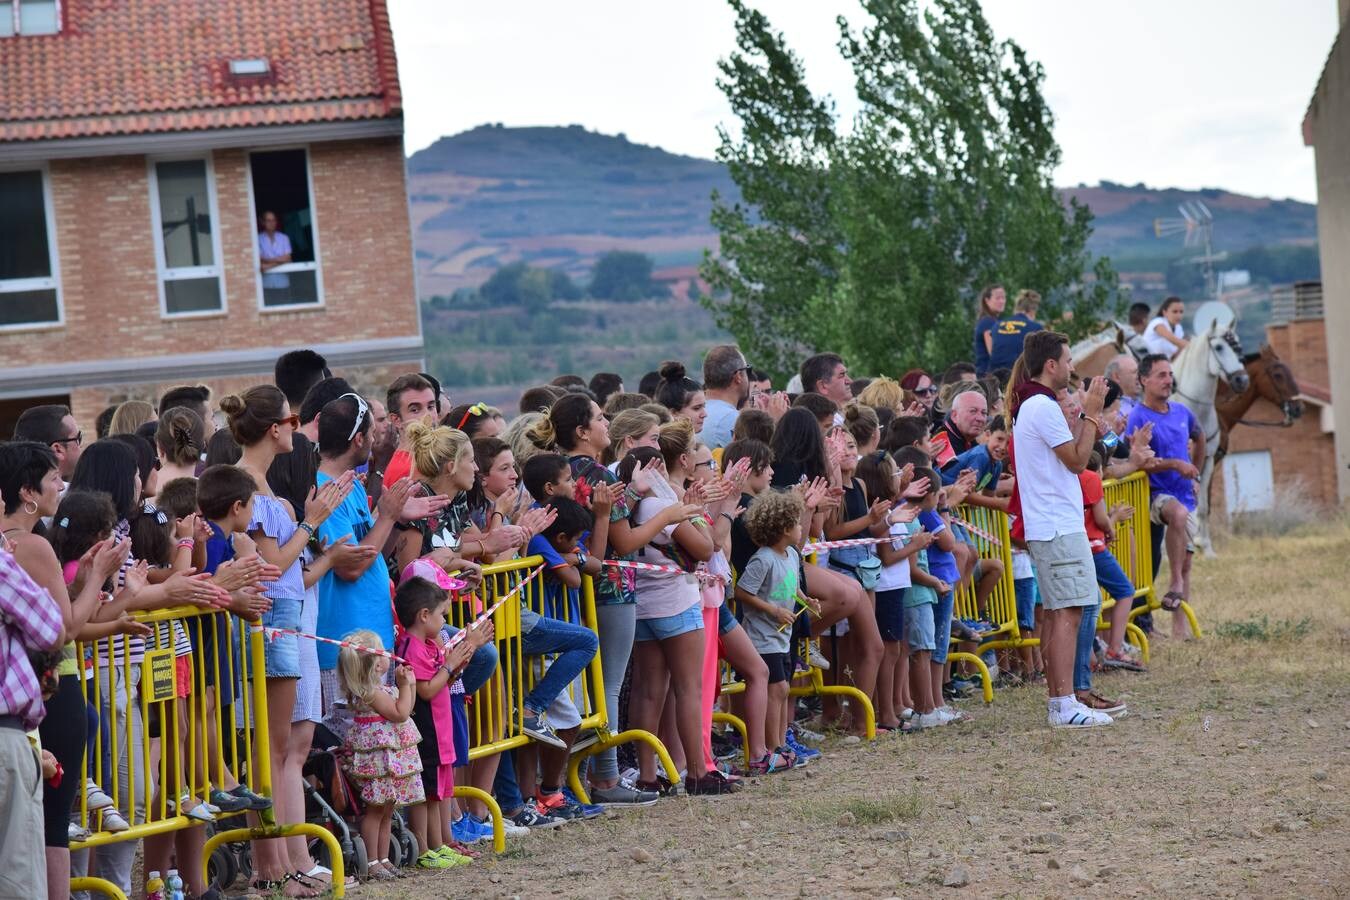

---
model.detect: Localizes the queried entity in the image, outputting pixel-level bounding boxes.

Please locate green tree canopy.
[701,0,1123,380]
[590,250,666,301]
[478,261,580,311]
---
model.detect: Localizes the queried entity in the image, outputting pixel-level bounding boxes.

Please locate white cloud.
[388,0,1336,201]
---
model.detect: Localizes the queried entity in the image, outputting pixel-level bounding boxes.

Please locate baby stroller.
[305,720,421,878]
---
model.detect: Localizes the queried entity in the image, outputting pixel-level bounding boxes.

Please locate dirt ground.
[347,522,1350,899]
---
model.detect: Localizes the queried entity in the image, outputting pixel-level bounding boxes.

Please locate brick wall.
[1212,398,1338,514]
[4,136,419,367]
[68,361,421,437]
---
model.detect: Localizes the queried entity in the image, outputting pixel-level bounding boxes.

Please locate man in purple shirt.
[0,547,64,898]
[1124,354,1205,639]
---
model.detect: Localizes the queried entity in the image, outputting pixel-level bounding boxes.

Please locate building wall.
[1308,29,1350,501]
[3,136,420,368]
[1264,319,1330,389]
[1212,400,1338,514]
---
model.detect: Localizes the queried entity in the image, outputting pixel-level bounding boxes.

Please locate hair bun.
[659,361,686,382]
[218,394,246,418]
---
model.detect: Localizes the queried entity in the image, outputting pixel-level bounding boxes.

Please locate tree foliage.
[590,251,668,301]
[477,261,581,311]
[701,0,1124,380]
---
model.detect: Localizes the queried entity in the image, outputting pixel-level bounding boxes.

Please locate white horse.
[1169,320,1250,555]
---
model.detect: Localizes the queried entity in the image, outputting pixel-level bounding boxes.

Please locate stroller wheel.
[207,844,238,891]
[399,827,419,869]
[351,835,370,879]
[236,843,252,883]
[307,837,331,871]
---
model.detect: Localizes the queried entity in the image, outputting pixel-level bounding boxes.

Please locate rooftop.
[0,0,401,143]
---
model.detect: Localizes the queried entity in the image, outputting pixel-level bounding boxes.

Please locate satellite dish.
[1192,301,1236,337]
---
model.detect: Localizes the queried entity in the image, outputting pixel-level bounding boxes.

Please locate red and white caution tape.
[953,516,1003,547]
[257,623,408,664]
[601,558,726,585]
[444,564,547,652]
[802,534,908,553]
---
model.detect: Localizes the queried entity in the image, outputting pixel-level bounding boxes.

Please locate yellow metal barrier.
[73,605,342,899]
[949,505,1015,703]
[1102,470,1202,642]
[446,557,675,814]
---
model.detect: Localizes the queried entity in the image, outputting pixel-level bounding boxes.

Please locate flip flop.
[1160,591,1184,611]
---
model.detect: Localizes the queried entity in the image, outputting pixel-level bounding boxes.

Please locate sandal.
[1076,691,1126,715]
[1160,591,1184,611]
[296,866,358,890]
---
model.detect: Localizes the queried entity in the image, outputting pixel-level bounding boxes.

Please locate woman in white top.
[1143,296,1188,358]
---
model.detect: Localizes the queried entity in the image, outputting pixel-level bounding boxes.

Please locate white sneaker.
[68,821,91,842]
[938,705,968,724]
[915,711,945,729]
[900,707,914,721]
[1049,702,1113,728]
[85,779,114,811]
[499,818,530,838]
[99,808,131,833]
[807,642,831,670]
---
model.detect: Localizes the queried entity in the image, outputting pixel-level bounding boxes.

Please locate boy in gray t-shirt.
[734,490,820,762]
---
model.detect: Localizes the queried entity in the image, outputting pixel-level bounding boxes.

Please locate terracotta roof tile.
[0,0,401,142]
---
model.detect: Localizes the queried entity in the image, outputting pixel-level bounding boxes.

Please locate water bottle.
[145,871,165,900]
[166,869,184,900]
[1100,430,1121,451]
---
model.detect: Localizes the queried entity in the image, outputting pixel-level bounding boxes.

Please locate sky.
[388,0,1337,203]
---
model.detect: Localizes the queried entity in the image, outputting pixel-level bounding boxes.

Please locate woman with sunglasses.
[221,386,351,898]
[900,369,941,427]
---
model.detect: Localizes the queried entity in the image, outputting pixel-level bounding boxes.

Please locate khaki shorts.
[1026,532,1097,611]
[0,727,47,898]
[1150,494,1198,552]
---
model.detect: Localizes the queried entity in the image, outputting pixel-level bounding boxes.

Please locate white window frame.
[146,154,227,320]
[0,161,63,332]
[1,0,62,36]
[246,145,325,313]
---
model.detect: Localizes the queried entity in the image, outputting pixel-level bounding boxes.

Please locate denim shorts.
[874,588,906,642]
[905,601,936,652]
[635,602,704,642]
[931,590,955,665]
[717,603,737,636]
[259,594,302,678]
[1092,550,1134,602]
[1014,577,1039,631]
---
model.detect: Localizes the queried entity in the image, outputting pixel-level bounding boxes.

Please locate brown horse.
[1214,344,1304,461]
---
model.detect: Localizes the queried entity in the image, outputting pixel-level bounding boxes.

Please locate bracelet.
[1081,414,1101,431]
[176,539,195,550]
[297,521,316,538]
[719,512,734,524]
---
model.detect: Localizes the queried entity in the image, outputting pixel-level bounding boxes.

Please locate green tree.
[590,250,661,301]
[701,0,1123,380]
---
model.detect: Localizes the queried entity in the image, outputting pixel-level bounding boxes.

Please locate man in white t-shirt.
[1011,330,1113,728]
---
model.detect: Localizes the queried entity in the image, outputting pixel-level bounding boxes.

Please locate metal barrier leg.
[946,651,993,705]
[569,728,679,795]
[453,786,506,854]
[1179,601,1204,638]
[711,711,750,768]
[69,877,128,900]
[204,824,345,898]
[1125,622,1150,663]
[792,669,877,738]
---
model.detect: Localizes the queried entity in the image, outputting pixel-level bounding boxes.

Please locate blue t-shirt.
[699,398,739,451]
[1125,401,1200,511]
[988,313,1044,372]
[973,315,999,375]
[315,473,393,669]
[204,520,235,574]
[917,509,960,584]
[940,443,1002,489]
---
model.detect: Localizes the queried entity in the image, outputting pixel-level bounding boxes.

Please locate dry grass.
[336,522,1350,899]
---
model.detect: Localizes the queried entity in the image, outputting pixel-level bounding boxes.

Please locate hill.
[407,125,1319,299]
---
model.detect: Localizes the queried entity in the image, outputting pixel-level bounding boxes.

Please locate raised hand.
[630,458,664,497]
[866,496,893,526]
[889,503,920,525]
[377,475,417,520]
[902,476,931,500]
[304,474,353,527]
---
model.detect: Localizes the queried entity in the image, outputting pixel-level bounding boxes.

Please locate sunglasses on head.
[337,392,371,442]
[456,402,487,431]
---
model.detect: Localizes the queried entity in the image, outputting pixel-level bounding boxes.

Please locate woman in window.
[258,210,293,306]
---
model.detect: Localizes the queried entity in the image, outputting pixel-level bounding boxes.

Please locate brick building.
[0,0,423,433]
[1212,284,1338,516]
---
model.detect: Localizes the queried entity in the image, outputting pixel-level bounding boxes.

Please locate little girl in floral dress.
[338,630,424,881]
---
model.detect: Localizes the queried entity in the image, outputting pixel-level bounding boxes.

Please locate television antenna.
[1154,200,1226,300]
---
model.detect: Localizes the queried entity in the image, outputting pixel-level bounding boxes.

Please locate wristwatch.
[575,550,588,568]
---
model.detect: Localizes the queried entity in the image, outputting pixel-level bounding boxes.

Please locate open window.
[149,158,225,317]
[249,148,322,309]
[0,168,61,328]
[0,0,61,36]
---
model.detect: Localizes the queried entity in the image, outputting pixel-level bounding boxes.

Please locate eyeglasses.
[53,431,82,447]
[275,414,300,430]
[914,386,938,398]
[696,459,717,470]
[336,393,371,442]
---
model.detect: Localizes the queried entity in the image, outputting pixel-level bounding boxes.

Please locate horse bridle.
[1234,359,1301,428]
